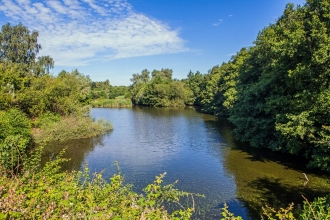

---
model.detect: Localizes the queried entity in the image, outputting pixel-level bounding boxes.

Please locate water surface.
[43,107,330,219]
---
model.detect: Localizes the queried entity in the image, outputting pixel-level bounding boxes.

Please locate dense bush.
[0,108,31,170]
[17,70,92,117]
[185,0,330,172]
[33,112,61,128]
[222,195,330,219]
[130,69,190,107]
[91,97,132,108]
[0,149,195,219]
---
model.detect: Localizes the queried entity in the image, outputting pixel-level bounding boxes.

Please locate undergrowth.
[33,115,113,143]
[91,98,132,108]
[0,147,196,219]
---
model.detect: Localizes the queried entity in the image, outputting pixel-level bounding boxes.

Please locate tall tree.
[228,0,330,171]
[0,23,41,65]
[0,23,54,76]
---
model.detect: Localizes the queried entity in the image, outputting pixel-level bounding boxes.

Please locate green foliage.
[0,108,31,140]
[229,0,330,170]
[222,196,330,220]
[33,112,61,128]
[109,85,130,99]
[0,23,53,75]
[33,115,113,144]
[199,65,228,115]
[0,23,41,65]
[90,79,110,99]
[0,24,88,118]
[91,97,132,108]
[0,23,113,171]
[0,108,31,170]
[130,68,189,107]
[0,149,195,219]
[90,79,130,100]
[0,62,29,110]
[260,196,330,219]
[221,203,243,220]
[192,0,330,171]
[299,195,330,219]
[183,70,204,105]
[262,203,295,220]
[17,69,91,117]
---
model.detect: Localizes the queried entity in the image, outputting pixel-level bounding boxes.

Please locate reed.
[33,115,113,143]
[91,97,132,108]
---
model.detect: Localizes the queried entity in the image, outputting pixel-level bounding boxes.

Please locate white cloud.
[0,0,187,66]
[212,18,223,26]
[46,0,67,14]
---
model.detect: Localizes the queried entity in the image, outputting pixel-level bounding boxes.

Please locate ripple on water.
[42,107,330,220]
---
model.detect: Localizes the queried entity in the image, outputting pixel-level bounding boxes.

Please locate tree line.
[0,0,330,218]
[0,23,195,219]
[0,23,115,171]
[129,0,330,172]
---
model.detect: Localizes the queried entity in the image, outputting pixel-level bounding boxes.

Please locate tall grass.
[33,115,113,143]
[91,97,132,108]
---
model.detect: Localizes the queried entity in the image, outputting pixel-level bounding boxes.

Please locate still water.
[43,107,330,219]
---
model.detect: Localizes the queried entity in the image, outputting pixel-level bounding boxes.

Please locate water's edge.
[42,107,330,219]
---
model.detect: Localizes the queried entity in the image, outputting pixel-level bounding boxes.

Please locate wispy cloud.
[212,18,223,26]
[0,0,188,66]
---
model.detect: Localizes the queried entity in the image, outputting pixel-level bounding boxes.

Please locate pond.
[42,107,330,219]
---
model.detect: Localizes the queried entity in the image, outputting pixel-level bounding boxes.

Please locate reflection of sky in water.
[44,107,330,219]
[86,107,250,219]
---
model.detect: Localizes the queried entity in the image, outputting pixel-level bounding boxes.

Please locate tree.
[34,55,54,76]
[184,70,204,105]
[129,68,188,107]
[228,0,330,171]
[0,23,41,65]
[0,23,54,76]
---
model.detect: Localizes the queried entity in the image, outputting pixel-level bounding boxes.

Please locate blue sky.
[0,0,306,85]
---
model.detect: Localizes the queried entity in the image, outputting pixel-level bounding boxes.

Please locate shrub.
[0,109,31,170]
[0,149,195,219]
[299,195,330,219]
[33,115,113,143]
[33,112,61,128]
[91,98,132,108]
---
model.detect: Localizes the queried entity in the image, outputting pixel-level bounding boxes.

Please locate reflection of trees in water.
[203,117,330,219]
[132,105,199,118]
[41,135,105,171]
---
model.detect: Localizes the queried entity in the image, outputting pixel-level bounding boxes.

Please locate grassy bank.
[32,114,113,144]
[91,96,132,108]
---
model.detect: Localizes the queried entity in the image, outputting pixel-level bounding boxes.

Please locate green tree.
[130,68,188,107]
[0,108,31,170]
[0,23,41,65]
[228,0,330,171]
[0,23,54,76]
[184,70,204,105]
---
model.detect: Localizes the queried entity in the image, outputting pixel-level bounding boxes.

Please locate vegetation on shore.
[221,196,330,219]
[0,148,195,219]
[90,80,132,108]
[91,96,132,108]
[1,0,330,218]
[0,23,193,219]
[126,0,330,174]
[0,23,113,170]
[33,114,112,144]
[129,69,191,107]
